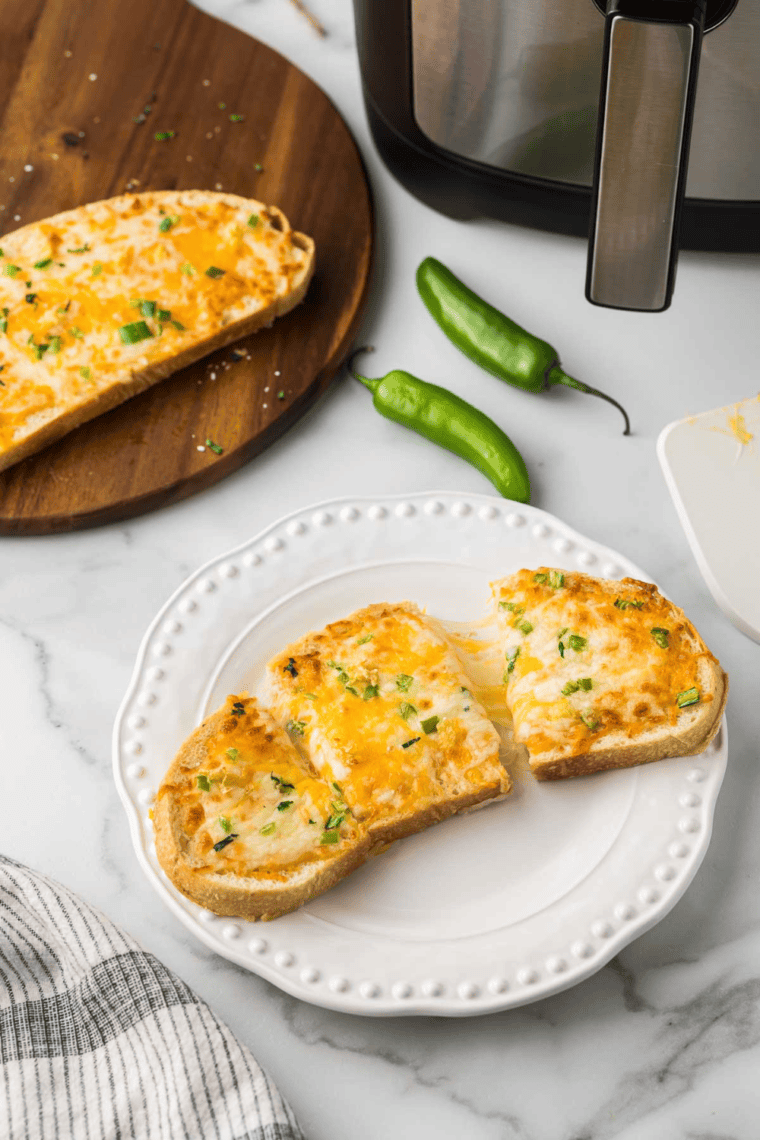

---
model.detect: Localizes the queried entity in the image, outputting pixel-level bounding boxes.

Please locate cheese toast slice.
[0,190,314,472]
[493,568,727,780]
[262,602,510,843]
[154,696,369,921]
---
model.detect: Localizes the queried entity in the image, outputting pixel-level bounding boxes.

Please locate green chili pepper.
[416,257,630,435]
[349,347,530,504]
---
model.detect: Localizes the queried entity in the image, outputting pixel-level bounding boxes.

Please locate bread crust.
[0,191,315,473]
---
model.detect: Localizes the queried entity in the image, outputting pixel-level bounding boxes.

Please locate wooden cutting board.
[0,0,373,533]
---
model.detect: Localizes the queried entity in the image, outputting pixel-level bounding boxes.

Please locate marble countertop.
[3,1,760,1136]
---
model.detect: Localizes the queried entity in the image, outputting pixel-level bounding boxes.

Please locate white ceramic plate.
[113,491,727,1017]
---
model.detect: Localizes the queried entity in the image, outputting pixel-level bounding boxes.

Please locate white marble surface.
[3,1,760,1136]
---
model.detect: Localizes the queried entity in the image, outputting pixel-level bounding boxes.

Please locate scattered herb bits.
[34,258,52,269]
[614,598,644,610]
[260,822,276,836]
[197,774,211,791]
[396,674,413,692]
[677,687,700,708]
[402,737,421,749]
[651,627,670,649]
[119,320,153,345]
[154,130,176,141]
[79,367,91,380]
[159,214,180,232]
[231,701,245,716]
[205,266,225,278]
[421,715,439,734]
[205,439,224,455]
[213,833,238,852]
[247,214,259,228]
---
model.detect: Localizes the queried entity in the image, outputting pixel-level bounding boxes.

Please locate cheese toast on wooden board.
[0,0,372,532]
[493,568,727,780]
[0,191,314,473]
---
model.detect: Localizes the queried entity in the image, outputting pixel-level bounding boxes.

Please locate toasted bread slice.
[262,602,510,844]
[492,568,727,780]
[154,696,369,921]
[0,190,314,472]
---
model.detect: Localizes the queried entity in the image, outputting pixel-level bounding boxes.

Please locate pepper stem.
[547,365,631,436]
[347,346,380,393]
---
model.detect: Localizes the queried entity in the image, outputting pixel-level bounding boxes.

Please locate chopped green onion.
[25,293,37,304]
[79,367,91,380]
[254,162,263,172]
[205,266,225,278]
[66,244,90,253]
[226,747,239,762]
[320,830,340,845]
[180,263,194,276]
[159,214,180,232]
[357,634,373,644]
[212,833,237,852]
[518,621,533,635]
[396,674,413,692]
[218,102,226,109]
[614,598,644,610]
[34,258,52,269]
[4,265,20,276]
[171,320,186,331]
[157,308,171,321]
[197,774,211,791]
[231,701,245,716]
[205,439,223,454]
[533,572,547,584]
[247,214,259,228]
[421,715,439,734]
[577,677,593,691]
[506,647,520,674]
[271,775,295,792]
[32,343,49,360]
[562,681,579,696]
[558,641,565,658]
[229,113,244,122]
[219,816,231,833]
[286,720,306,736]
[398,702,417,720]
[140,300,156,318]
[651,627,670,649]
[332,782,343,796]
[568,634,587,652]
[677,687,700,708]
[283,658,298,678]
[277,800,294,812]
[91,263,103,276]
[362,684,379,700]
[70,326,83,339]
[119,320,153,345]
[345,685,359,697]
[154,130,176,141]
[49,336,61,355]
[549,570,565,589]
[499,601,523,613]
[402,737,421,749]
[580,711,600,732]
[260,822,276,836]
[277,390,285,399]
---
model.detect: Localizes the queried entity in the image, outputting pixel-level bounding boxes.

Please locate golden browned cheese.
[262,602,509,828]
[0,190,313,463]
[156,697,359,881]
[493,569,717,760]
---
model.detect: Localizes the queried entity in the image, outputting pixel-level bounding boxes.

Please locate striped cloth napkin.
[0,856,304,1140]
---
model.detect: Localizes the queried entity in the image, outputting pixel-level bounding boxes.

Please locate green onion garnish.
[676,687,700,708]
[271,775,295,792]
[577,678,593,691]
[25,293,37,304]
[614,598,644,610]
[231,701,245,716]
[213,833,237,852]
[357,634,373,644]
[549,570,565,589]
[518,621,533,635]
[651,628,670,649]
[205,439,223,454]
[226,747,239,762]
[171,320,186,331]
[247,214,259,228]
[180,263,194,276]
[159,215,180,232]
[34,258,52,269]
[4,265,20,277]
[421,715,439,734]
[66,244,90,253]
[119,320,153,345]
[229,113,244,122]
[533,572,547,584]
[79,367,91,380]
[219,816,231,833]
[506,647,520,673]
[402,737,420,749]
[398,702,417,720]
[154,130,176,141]
[92,263,103,276]
[254,162,263,172]
[396,674,413,692]
[286,720,305,736]
[197,774,211,791]
[140,300,156,318]
[362,684,379,700]
[277,800,294,812]
[205,266,225,278]
[157,308,171,321]
[70,326,83,339]
[320,830,339,845]
[49,336,61,355]
[260,822,276,836]
[568,634,587,652]
[562,681,579,696]
[580,711,600,732]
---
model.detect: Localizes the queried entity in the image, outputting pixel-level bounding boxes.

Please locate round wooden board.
[0,0,373,533]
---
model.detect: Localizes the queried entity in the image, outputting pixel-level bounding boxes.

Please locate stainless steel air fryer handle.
[586,1,705,312]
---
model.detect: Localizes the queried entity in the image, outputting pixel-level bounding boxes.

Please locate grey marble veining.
[1,1,759,1137]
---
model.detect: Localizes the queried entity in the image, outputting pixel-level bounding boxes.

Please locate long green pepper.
[416,257,631,435]
[349,347,530,504]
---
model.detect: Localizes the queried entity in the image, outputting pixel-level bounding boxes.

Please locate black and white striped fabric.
[0,856,304,1140]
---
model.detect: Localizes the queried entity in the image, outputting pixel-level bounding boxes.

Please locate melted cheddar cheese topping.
[0,191,312,455]
[262,603,508,827]
[157,697,359,879]
[493,568,715,759]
